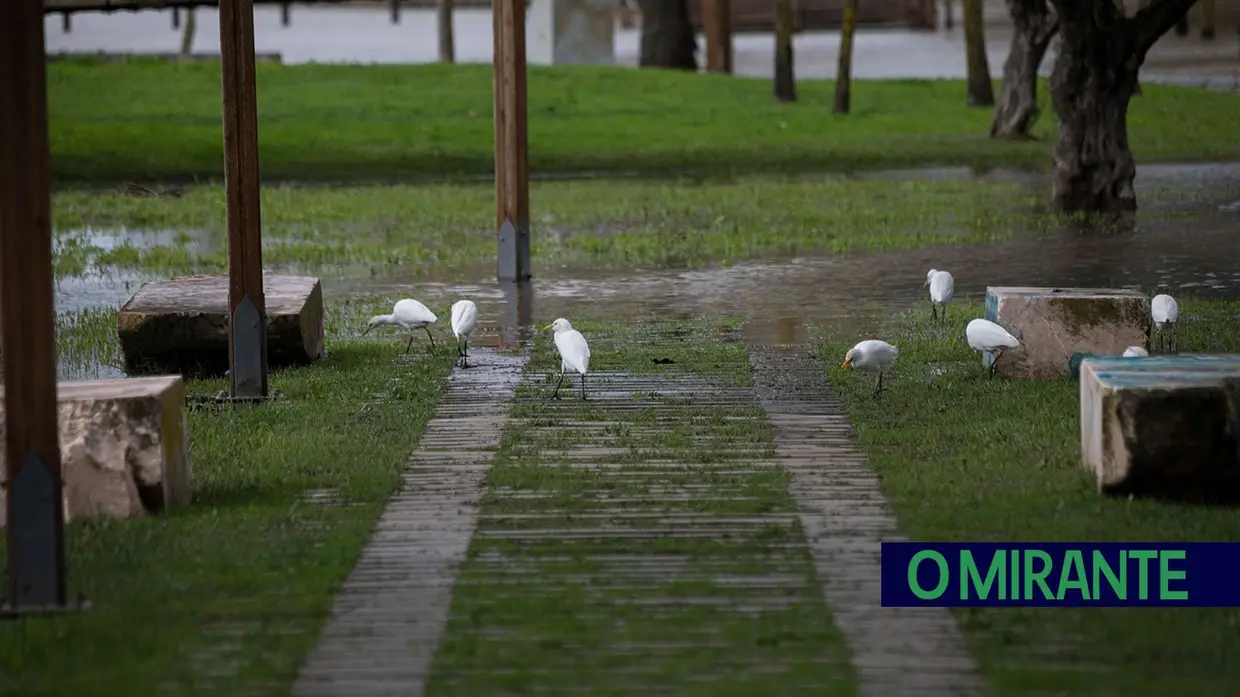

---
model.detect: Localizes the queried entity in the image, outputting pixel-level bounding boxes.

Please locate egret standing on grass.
[1123,346,1149,357]
[451,300,478,368]
[966,318,1020,378]
[1151,293,1179,353]
[841,340,899,396]
[545,318,590,400]
[363,298,438,354]
[925,269,955,322]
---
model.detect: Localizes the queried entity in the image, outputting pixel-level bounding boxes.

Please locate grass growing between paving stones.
[822,299,1240,697]
[48,60,1240,185]
[427,319,857,696]
[1,297,457,697]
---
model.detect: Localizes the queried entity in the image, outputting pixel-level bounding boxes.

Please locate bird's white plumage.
[1123,346,1149,357]
[926,269,955,306]
[966,318,1020,353]
[843,339,899,374]
[451,300,478,340]
[550,318,590,376]
[365,298,437,333]
[1151,294,1179,328]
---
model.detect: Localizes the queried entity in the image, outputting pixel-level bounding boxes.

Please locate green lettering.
[961,550,1005,600]
[1010,549,1020,593]
[909,551,949,600]
[1092,550,1126,599]
[1159,550,1188,601]
[1056,550,1091,600]
[1023,550,1054,600]
[1130,550,1158,600]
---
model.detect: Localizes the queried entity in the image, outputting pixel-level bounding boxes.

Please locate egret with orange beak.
[842,339,899,395]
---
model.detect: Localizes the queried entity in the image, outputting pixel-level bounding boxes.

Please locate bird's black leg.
[930,303,937,322]
[871,372,883,396]
[462,340,469,368]
[580,373,587,401]
[424,326,436,350]
[404,334,416,355]
[551,371,565,400]
[1171,328,1178,354]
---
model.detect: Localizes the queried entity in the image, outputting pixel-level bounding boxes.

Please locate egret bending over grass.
[1151,293,1179,353]
[1123,346,1149,357]
[966,318,1020,378]
[842,340,898,396]
[363,298,438,354]
[450,299,478,368]
[545,318,590,400]
[925,269,955,322]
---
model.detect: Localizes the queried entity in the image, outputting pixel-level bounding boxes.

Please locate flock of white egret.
[841,269,1183,396]
[363,298,593,398]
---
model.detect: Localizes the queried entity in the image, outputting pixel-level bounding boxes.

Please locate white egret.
[925,269,955,322]
[1151,293,1179,353]
[966,318,1020,378]
[841,339,899,395]
[450,300,478,368]
[1122,346,1149,358]
[544,318,591,400]
[363,298,438,354]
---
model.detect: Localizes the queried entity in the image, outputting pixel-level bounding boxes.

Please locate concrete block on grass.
[0,376,193,524]
[984,287,1149,380]
[117,273,325,377]
[527,0,615,67]
[1079,354,1240,502]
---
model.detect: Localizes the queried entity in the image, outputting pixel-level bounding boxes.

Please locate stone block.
[527,0,615,67]
[1079,354,1240,502]
[984,287,1149,380]
[117,273,325,377]
[0,376,193,525]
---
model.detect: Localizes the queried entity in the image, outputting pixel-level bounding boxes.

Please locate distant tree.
[833,0,859,113]
[1046,0,1198,213]
[990,0,1058,139]
[635,0,697,70]
[962,0,994,106]
[774,0,796,102]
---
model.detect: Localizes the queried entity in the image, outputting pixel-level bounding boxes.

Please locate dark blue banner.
[880,542,1240,607]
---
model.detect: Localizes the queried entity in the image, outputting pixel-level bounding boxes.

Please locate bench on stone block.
[1079,354,1240,503]
[117,274,325,377]
[0,375,193,524]
[984,287,1149,380]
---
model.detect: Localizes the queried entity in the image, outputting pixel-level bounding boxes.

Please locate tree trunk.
[636,0,697,70]
[990,0,1058,138]
[944,0,954,29]
[1046,0,1198,213]
[1200,0,1215,39]
[834,0,859,113]
[180,9,196,57]
[774,0,796,101]
[438,0,455,62]
[1174,13,1188,35]
[962,0,994,106]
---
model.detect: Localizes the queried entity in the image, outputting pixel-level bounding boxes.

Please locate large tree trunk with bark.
[1047,0,1198,213]
[636,0,697,70]
[962,0,994,106]
[990,0,1057,138]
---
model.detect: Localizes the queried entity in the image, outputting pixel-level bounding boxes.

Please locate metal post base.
[0,593,90,620]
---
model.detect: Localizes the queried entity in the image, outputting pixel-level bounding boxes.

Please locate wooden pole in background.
[493,0,531,283]
[219,0,269,399]
[438,0,456,63]
[702,0,733,74]
[774,0,796,102]
[0,0,69,610]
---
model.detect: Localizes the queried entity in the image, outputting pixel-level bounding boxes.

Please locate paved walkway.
[291,322,990,695]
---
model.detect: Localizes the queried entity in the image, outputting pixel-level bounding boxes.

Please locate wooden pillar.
[438,0,455,63]
[219,0,269,399]
[0,0,69,610]
[702,0,733,74]
[493,0,531,283]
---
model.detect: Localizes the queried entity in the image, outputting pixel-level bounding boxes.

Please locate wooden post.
[0,0,69,611]
[219,0,269,399]
[702,0,733,74]
[833,0,858,114]
[493,0,531,283]
[438,0,455,63]
[774,0,796,102]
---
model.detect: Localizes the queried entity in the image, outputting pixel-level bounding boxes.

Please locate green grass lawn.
[49,60,1240,186]
[821,299,1240,696]
[1,298,456,697]
[428,320,858,695]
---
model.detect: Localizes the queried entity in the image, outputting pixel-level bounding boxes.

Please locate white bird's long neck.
[376,314,397,326]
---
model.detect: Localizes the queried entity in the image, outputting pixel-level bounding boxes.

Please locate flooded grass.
[48,61,1240,185]
[429,319,858,695]
[2,298,457,697]
[821,299,1240,696]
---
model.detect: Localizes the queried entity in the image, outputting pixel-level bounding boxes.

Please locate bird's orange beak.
[841,358,851,370]
[542,323,554,331]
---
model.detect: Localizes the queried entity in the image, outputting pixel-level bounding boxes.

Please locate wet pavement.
[46,3,1240,89]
